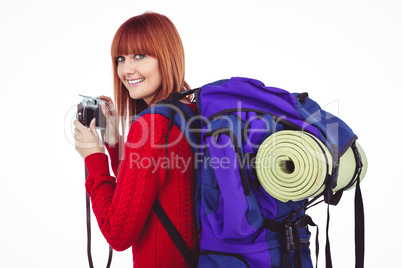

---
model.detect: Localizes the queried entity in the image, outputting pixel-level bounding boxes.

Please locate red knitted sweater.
[84,104,198,268]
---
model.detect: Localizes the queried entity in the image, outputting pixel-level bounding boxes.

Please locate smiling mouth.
[128,78,145,85]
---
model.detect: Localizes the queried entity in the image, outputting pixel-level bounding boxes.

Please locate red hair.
[111,12,190,134]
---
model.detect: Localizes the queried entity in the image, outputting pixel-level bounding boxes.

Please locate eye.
[134,54,145,60]
[116,56,125,63]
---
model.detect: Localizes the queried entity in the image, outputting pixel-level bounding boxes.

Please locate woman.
[74,12,198,267]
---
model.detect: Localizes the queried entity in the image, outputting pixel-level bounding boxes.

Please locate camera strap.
[85,165,113,268]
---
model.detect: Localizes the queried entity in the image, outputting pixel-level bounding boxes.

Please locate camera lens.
[93,100,97,105]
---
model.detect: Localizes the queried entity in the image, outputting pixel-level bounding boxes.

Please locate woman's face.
[116,54,162,105]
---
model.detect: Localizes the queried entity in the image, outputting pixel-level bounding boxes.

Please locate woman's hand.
[98,95,120,145]
[74,118,105,159]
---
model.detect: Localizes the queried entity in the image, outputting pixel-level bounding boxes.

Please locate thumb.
[89,118,99,137]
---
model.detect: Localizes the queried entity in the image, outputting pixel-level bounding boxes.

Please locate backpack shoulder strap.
[152,199,198,268]
[136,92,200,153]
[137,92,201,268]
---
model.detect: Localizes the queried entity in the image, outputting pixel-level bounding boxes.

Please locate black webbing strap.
[164,92,181,161]
[152,199,198,268]
[325,195,333,268]
[324,142,365,268]
[355,178,364,268]
[263,214,319,268]
[155,90,199,267]
[352,143,365,268]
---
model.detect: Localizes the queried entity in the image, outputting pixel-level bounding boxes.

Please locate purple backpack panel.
[196,77,317,267]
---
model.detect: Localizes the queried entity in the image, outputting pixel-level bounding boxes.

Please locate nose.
[122,58,136,75]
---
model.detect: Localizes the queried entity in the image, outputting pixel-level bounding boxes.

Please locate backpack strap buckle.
[285,223,295,252]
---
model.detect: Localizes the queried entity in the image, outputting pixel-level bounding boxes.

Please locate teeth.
[128,78,144,85]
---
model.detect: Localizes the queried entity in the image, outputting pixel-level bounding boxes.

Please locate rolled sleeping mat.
[255,130,368,202]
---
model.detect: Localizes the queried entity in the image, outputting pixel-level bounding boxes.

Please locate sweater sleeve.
[104,142,121,177]
[84,113,172,251]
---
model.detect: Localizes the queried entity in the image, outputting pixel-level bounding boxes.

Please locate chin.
[128,90,141,100]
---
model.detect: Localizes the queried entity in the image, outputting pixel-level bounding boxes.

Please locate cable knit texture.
[84,105,198,268]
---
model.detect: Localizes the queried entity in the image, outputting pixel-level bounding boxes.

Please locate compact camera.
[77,95,106,129]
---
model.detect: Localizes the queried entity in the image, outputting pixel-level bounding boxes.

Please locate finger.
[101,103,109,116]
[73,120,87,132]
[97,95,112,102]
[98,96,116,116]
[74,131,85,147]
[101,103,112,125]
[108,102,117,117]
[74,130,80,140]
[74,127,81,135]
[98,96,115,109]
[89,118,99,137]
[104,100,116,116]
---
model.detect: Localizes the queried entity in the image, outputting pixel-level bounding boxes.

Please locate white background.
[1,0,401,267]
